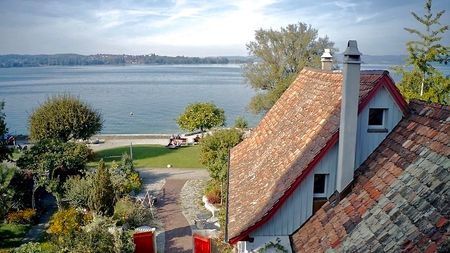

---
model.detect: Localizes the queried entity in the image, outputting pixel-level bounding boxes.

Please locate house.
[290,100,450,252]
[225,41,449,252]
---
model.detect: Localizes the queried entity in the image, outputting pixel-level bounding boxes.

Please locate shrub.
[204,180,221,204]
[48,208,90,237]
[12,242,44,253]
[63,175,93,209]
[113,197,153,229]
[234,116,248,129]
[6,208,36,224]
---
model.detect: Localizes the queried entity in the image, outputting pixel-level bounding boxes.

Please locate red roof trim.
[229,132,339,245]
[359,74,408,115]
[228,72,409,244]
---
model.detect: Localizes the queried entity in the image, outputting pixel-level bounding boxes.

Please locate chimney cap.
[321,49,333,59]
[344,40,361,57]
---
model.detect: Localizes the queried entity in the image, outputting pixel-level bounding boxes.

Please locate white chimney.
[321,49,333,71]
[336,40,362,193]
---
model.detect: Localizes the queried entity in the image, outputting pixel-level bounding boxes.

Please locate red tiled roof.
[227,68,407,243]
[291,100,450,252]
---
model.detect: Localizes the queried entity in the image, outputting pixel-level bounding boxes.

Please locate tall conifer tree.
[395,0,449,104]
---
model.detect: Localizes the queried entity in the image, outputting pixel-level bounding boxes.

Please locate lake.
[0,63,448,135]
[0,64,258,135]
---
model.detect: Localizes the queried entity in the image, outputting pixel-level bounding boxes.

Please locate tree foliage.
[244,22,336,114]
[234,116,248,129]
[0,164,16,219]
[176,102,225,132]
[16,139,93,209]
[0,101,12,162]
[199,129,243,182]
[29,95,103,142]
[394,0,450,104]
[91,160,115,216]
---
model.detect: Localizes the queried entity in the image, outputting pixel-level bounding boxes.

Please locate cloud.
[0,0,448,56]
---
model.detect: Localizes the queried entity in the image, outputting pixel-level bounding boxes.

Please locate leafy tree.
[200,129,243,182]
[244,22,336,114]
[394,0,449,104]
[176,102,225,132]
[234,116,248,129]
[0,101,12,162]
[29,95,103,142]
[0,164,16,218]
[91,160,115,216]
[16,139,93,209]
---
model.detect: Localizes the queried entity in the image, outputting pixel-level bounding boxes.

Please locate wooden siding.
[249,87,403,237]
[250,145,338,236]
[355,87,403,167]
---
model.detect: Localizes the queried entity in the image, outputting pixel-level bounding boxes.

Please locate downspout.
[224,149,230,243]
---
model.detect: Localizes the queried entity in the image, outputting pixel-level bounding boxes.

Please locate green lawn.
[93,144,203,168]
[0,223,31,250]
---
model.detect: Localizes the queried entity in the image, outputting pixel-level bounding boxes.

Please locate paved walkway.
[22,194,57,243]
[158,179,192,253]
[137,168,209,252]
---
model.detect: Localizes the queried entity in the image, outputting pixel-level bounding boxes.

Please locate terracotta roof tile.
[227,68,397,241]
[291,100,450,252]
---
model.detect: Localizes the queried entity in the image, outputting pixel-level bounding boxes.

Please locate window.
[313,174,327,198]
[368,108,388,132]
[313,174,328,214]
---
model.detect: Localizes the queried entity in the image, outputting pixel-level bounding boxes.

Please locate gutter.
[224,149,231,243]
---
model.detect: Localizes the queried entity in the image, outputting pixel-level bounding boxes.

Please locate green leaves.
[244,22,336,114]
[199,129,243,182]
[396,0,449,104]
[176,102,225,132]
[29,95,103,142]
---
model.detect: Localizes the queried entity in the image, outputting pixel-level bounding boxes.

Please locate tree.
[16,139,93,209]
[394,0,449,104]
[244,22,336,114]
[176,102,225,132]
[200,129,243,183]
[234,116,248,129]
[91,160,115,216]
[29,95,103,142]
[0,164,16,219]
[0,101,12,162]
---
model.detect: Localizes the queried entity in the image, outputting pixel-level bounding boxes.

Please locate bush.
[6,208,36,224]
[12,242,44,253]
[234,116,248,129]
[204,180,221,204]
[63,175,93,209]
[48,208,89,237]
[113,197,153,229]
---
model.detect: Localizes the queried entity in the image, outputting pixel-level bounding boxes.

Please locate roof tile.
[291,100,450,252]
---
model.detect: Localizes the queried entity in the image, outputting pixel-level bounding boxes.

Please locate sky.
[0,0,449,56]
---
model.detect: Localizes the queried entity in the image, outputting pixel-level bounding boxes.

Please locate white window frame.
[368,108,388,131]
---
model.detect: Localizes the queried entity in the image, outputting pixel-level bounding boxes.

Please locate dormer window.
[313,174,328,214]
[313,174,327,198]
[368,108,388,133]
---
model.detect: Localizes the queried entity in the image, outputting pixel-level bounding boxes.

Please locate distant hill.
[0,54,253,68]
[0,53,408,68]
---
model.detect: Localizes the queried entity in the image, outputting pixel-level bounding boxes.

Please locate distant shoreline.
[0,54,253,68]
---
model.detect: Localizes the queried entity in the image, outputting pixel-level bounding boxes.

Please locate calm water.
[1,63,448,135]
[0,65,259,135]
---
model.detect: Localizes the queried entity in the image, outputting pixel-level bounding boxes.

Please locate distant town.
[0,54,254,68]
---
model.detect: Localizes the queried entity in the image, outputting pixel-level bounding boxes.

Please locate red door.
[134,231,155,253]
[193,234,211,253]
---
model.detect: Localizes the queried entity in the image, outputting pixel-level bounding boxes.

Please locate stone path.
[22,194,57,243]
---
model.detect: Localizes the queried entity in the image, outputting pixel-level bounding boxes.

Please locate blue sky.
[0,0,448,56]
